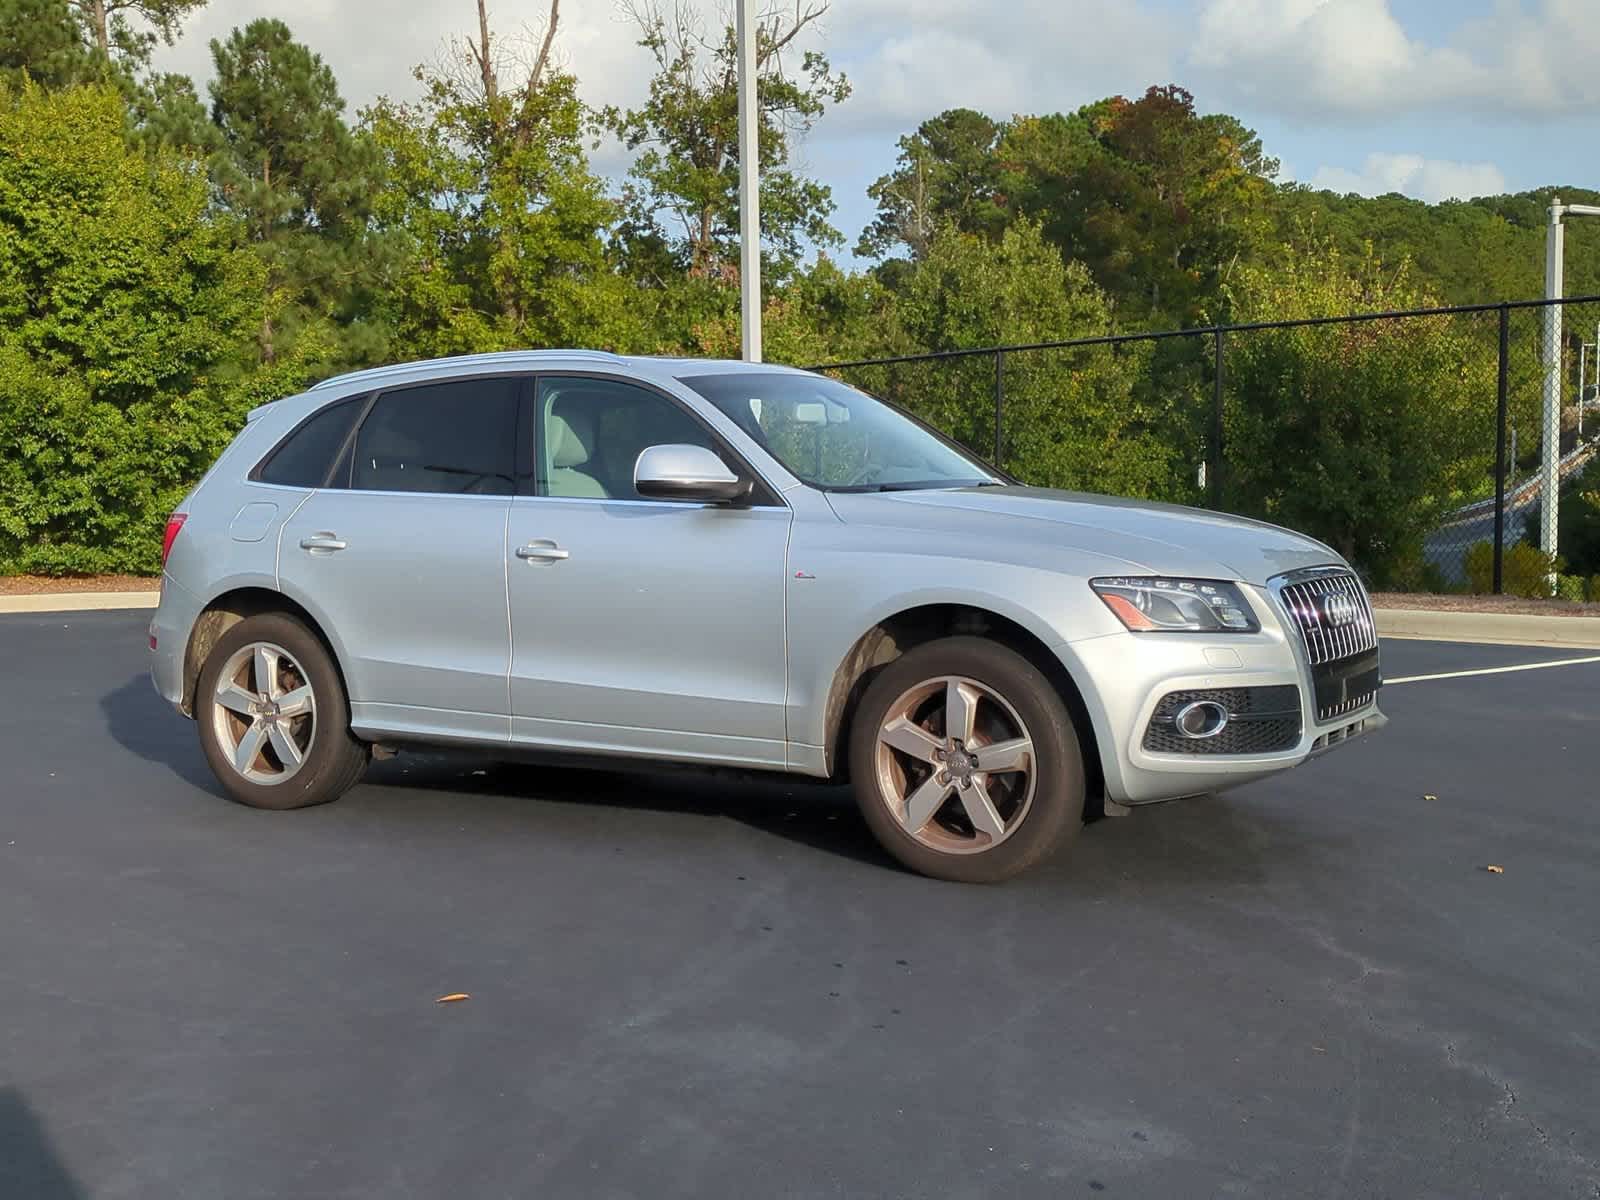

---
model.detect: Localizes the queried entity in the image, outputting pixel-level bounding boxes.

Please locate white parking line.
[1386,654,1600,685]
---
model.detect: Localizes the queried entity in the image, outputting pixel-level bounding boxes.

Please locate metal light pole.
[736,0,761,362]
[1540,199,1600,570]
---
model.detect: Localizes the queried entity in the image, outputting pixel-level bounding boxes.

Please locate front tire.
[195,612,369,810]
[848,636,1084,882]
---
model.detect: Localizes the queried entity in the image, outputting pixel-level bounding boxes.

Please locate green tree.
[680,254,896,365]
[208,18,388,367]
[857,108,1006,262]
[67,0,206,72]
[363,0,635,356]
[1001,87,1276,325]
[0,82,261,574]
[1269,186,1600,305]
[1221,241,1497,583]
[0,0,94,88]
[876,220,1175,495]
[129,68,219,156]
[862,89,1275,327]
[606,0,850,282]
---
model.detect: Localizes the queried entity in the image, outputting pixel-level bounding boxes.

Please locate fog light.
[1173,699,1229,739]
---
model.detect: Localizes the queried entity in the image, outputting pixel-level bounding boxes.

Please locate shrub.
[0,83,261,575]
[1522,457,1600,579]
[1557,574,1587,603]
[1463,540,1562,598]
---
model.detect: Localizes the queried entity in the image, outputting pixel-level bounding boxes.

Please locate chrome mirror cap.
[634,444,752,503]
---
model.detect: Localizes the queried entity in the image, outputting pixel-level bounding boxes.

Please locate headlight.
[1090,577,1259,633]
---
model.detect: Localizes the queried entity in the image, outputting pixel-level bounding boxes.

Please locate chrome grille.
[1276,568,1379,666]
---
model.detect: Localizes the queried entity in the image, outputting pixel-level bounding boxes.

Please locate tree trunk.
[90,0,109,57]
[694,206,714,273]
[475,0,498,107]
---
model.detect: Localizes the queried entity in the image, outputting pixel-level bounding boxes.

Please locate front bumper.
[1058,591,1384,805]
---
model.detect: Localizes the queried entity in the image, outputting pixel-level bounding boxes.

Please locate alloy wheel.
[873,674,1037,854]
[209,641,318,785]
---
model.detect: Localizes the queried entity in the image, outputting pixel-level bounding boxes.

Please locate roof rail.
[308,349,627,392]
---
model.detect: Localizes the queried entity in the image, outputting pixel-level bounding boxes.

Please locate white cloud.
[1189,0,1600,119]
[154,0,1178,139]
[154,0,689,120]
[822,0,1175,135]
[1309,153,1507,202]
[152,0,1600,135]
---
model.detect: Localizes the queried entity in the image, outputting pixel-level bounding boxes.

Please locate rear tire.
[195,612,369,810]
[849,636,1084,883]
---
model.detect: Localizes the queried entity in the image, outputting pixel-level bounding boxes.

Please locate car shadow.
[365,750,897,870]
[0,1089,87,1200]
[99,675,1310,885]
[99,675,223,796]
[98,674,893,867]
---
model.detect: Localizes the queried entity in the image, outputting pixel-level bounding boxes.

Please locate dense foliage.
[1,0,1597,582]
[1218,245,1499,584]
[0,84,260,573]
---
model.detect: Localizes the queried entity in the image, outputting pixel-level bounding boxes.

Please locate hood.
[826,486,1342,585]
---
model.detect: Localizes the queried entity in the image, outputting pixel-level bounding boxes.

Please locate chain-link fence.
[812,296,1600,596]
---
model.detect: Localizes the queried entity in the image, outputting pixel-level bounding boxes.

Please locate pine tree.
[207,18,386,366]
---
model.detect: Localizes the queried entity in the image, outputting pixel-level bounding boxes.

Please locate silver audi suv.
[150,351,1384,882]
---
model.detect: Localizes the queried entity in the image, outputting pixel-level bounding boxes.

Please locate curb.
[1374,607,1600,649]
[0,592,159,614]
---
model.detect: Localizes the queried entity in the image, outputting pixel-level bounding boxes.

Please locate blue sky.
[157,0,1600,264]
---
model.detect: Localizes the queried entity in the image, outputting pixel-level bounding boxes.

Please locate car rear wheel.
[849,636,1084,882]
[196,612,369,810]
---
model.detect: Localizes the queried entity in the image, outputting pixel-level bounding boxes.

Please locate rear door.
[278,375,525,743]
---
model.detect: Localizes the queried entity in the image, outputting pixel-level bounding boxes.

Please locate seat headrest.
[548,406,595,468]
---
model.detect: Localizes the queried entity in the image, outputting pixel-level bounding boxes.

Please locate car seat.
[546,404,608,498]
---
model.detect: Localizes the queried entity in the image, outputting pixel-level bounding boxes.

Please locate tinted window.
[537,377,720,501]
[351,378,519,495]
[257,398,363,487]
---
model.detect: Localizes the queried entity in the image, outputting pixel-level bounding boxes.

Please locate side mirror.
[634,444,753,504]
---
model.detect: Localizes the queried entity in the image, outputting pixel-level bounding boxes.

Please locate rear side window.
[350,377,519,495]
[255,398,364,487]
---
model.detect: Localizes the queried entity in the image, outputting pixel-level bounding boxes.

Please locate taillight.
[161,513,187,568]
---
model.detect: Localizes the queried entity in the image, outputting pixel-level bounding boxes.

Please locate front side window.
[349,378,519,495]
[537,376,721,501]
[680,372,1000,492]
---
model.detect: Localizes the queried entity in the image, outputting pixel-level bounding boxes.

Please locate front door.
[506,375,791,767]
[278,374,524,743]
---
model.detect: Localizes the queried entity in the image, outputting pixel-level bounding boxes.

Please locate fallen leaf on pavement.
[1423,794,1437,801]
[436,993,471,1003]
[1484,865,1504,874]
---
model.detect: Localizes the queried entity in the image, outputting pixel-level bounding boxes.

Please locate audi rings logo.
[1321,593,1359,627]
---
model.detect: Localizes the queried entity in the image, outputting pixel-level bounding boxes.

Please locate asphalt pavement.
[2,612,1597,1199]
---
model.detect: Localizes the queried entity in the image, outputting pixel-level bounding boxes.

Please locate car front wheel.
[195,612,369,810]
[849,636,1084,882]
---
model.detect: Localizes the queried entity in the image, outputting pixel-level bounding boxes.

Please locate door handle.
[516,542,569,562]
[299,534,348,552]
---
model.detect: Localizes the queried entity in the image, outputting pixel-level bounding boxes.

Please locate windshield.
[680,372,1001,492]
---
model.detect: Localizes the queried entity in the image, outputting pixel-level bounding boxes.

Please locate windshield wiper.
[826,478,1003,493]
[876,478,1003,492]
